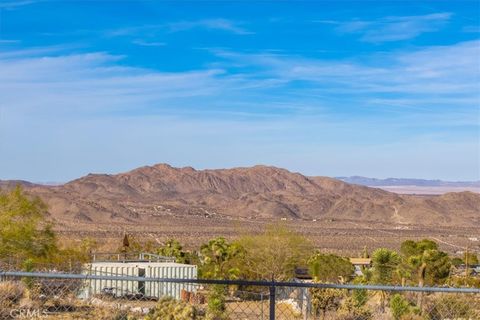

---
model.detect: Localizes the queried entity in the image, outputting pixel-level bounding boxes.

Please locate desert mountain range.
[1,164,479,227]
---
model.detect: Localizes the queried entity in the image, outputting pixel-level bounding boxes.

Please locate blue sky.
[0,1,479,182]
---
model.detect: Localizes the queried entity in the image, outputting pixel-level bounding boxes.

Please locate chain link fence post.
[269,282,275,320]
[1,271,480,319]
[260,292,264,320]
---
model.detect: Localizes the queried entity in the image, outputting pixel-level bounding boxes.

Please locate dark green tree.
[199,237,244,279]
[400,239,437,257]
[308,253,354,283]
[157,239,197,264]
[0,186,58,265]
[236,224,312,281]
[399,239,451,286]
[199,237,243,320]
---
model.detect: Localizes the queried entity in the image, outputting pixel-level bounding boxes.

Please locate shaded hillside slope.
[2,164,479,226]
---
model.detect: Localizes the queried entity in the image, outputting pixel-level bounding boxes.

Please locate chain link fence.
[0,271,479,319]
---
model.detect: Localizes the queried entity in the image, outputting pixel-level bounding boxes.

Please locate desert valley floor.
[55,215,480,256]
[2,164,479,255]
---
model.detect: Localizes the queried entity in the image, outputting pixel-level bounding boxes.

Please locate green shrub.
[390,294,411,320]
[351,288,368,308]
[310,287,344,318]
[146,297,203,320]
[0,187,94,271]
[206,285,227,320]
[308,253,354,283]
[338,296,372,320]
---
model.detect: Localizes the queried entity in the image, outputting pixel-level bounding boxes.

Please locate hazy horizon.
[2,162,480,185]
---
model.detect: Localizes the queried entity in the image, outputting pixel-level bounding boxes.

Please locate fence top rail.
[1,271,479,294]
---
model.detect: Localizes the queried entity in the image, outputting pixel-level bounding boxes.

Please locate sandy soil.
[54,215,480,257]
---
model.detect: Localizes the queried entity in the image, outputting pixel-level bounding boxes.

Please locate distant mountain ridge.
[1,164,479,227]
[336,176,480,187]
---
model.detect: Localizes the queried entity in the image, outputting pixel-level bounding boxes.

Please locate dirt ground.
[54,215,480,256]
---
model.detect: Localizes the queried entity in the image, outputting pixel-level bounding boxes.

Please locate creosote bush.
[337,296,373,320]
[236,224,313,281]
[310,288,344,318]
[145,297,203,320]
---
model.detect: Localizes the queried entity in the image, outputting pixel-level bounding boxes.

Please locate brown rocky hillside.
[2,164,479,227]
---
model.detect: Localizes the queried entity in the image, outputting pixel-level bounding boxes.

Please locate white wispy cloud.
[0,39,20,44]
[0,0,37,9]
[1,40,478,119]
[1,41,478,181]
[330,13,452,42]
[463,25,480,33]
[105,19,252,39]
[131,39,166,47]
[0,44,75,59]
[167,19,253,35]
[0,52,226,116]
[212,40,480,102]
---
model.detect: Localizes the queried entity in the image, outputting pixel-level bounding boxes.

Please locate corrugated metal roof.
[88,262,195,268]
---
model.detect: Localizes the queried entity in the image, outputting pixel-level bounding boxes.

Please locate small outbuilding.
[349,258,372,276]
[82,253,197,300]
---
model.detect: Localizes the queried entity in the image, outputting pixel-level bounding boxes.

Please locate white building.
[82,259,197,300]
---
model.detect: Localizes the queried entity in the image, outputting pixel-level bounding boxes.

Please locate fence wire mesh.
[0,272,479,320]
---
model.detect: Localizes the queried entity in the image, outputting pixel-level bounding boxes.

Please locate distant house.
[349,258,372,266]
[452,264,480,277]
[349,258,372,276]
[294,258,372,280]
